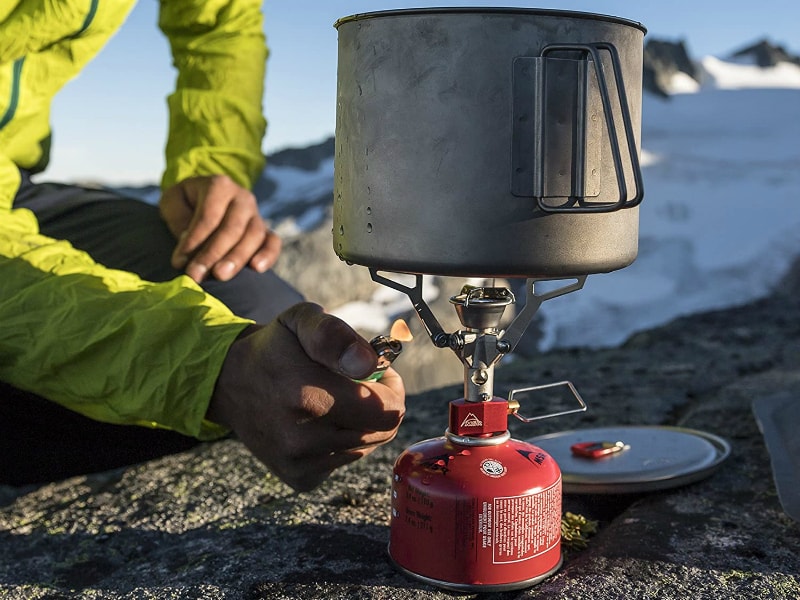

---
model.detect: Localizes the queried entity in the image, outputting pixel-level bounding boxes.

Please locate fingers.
[277,305,405,431]
[159,185,194,241]
[295,373,405,436]
[176,176,244,260]
[311,418,401,454]
[160,175,281,282]
[279,303,379,380]
[249,399,400,493]
[327,374,406,433]
[248,230,282,274]
[269,428,395,492]
[189,213,272,282]
[277,448,371,492]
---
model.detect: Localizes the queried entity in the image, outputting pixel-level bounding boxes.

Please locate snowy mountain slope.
[699,55,800,89]
[645,38,800,94]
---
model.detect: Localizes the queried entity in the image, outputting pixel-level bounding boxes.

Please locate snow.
[262,55,800,350]
[261,157,336,215]
[664,71,701,95]
[698,55,800,89]
[331,274,439,332]
[261,156,336,235]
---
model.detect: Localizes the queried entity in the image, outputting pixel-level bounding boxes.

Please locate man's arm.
[158,0,278,282]
[0,207,249,439]
[159,0,268,190]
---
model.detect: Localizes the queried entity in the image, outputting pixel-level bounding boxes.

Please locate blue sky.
[44,0,800,184]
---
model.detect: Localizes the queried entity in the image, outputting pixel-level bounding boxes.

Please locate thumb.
[277,303,378,379]
[159,184,193,239]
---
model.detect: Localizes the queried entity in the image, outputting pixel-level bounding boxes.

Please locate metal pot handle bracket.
[512,42,644,213]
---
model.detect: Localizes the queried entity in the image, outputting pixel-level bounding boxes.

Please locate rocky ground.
[1,258,798,599]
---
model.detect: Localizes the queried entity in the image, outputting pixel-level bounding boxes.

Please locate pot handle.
[534,42,644,213]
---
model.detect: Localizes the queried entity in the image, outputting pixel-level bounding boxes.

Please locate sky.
[43,0,800,184]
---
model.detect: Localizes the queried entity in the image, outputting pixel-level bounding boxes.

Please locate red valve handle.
[570,440,629,459]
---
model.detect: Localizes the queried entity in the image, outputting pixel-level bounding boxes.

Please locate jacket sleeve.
[159,0,268,191]
[0,208,251,440]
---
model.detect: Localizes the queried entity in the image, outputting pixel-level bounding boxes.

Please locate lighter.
[361,319,413,382]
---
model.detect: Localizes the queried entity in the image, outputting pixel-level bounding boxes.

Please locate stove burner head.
[450,285,514,330]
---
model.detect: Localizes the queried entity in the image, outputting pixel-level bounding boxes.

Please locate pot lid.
[526,426,730,494]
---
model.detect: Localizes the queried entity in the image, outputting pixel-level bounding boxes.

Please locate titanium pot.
[333,8,646,278]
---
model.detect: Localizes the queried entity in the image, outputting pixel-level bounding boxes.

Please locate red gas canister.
[388,399,563,592]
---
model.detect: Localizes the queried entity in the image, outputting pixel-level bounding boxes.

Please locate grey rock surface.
[271,213,378,310]
[1,259,798,599]
[267,137,336,172]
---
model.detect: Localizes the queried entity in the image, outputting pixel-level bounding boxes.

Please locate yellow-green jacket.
[0,0,271,439]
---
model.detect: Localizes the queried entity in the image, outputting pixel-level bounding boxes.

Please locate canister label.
[489,479,561,563]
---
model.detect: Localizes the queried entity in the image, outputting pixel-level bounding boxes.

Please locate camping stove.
[373,273,588,592]
[332,7,648,592]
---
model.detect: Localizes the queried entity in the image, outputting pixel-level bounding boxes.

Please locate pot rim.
[334,7,647,34]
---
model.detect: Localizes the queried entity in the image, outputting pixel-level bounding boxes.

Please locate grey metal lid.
[526,426,731,494]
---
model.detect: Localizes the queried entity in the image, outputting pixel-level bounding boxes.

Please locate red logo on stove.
[460,412,483,428]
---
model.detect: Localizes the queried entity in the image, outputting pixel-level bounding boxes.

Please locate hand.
[207,303,406,492]
[159,175,282,282]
